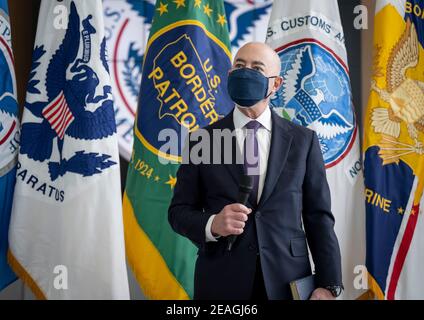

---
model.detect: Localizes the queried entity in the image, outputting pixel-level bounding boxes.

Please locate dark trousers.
[250,256,268,300]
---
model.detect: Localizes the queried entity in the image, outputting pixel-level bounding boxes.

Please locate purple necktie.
[244,120,261,204]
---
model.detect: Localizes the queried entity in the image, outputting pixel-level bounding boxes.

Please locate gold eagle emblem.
[370,19,424,165]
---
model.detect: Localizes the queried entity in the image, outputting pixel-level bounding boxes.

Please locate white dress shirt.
[205,106,272,242]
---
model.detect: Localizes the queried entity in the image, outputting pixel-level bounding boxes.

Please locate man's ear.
[274,76,283,91]
[266,76,283,99]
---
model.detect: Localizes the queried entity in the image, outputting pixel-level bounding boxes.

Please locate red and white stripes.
[42,91,74,139]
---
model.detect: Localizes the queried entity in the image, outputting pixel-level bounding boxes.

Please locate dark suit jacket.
[168,108,342,299]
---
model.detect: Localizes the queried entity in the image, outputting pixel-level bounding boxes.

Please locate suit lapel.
[258,111,293,208]
[213,110,244,187]
[225,134,244,189]
[214,110,253,207]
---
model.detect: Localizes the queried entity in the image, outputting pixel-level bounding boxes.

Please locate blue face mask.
[227,68,277,107]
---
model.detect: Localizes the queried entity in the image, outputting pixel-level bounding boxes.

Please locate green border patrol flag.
[123,0,233,299]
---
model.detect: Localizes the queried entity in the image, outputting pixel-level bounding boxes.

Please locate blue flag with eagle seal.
[8,0,129,299]
[0,0,18,291]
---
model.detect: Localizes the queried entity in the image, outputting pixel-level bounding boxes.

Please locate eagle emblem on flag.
[370,19,424,165]
[224,0,272,50]
[20,1,117,181]
[0,7,19,175]
[272,40,355,168]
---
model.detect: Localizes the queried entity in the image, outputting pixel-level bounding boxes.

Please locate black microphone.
[227,175,254,251]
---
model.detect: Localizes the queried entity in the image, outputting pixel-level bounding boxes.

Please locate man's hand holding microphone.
[211,204,252,238]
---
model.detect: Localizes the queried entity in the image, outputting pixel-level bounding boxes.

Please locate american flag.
[42,91,74,140]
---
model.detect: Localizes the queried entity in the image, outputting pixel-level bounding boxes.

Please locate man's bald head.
[233,42,281,76]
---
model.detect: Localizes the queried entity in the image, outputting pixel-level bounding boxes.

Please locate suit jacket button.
[255,211,261,218]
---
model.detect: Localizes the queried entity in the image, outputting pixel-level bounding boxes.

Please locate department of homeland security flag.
[266,0,365,299]
[364,0,424,299]
[8,0,129,299]
[104,0,273,161]
[123,0,233,299]
[0,0,18,291]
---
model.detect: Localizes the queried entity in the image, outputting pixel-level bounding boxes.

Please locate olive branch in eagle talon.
[370,19,424,165]
[48,151,116,180]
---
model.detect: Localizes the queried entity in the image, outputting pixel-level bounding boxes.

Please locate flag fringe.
[356,290,373,300]
[7,250,46,300]
[123,192,190,300]
[367,272,385,300]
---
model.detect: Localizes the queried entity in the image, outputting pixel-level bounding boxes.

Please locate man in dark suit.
[168,42,342,300]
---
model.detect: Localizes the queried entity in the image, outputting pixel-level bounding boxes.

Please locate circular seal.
[272,39,356,168]
[104,0,155,161]
[0,9,19,173]
[137,21,232,161]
